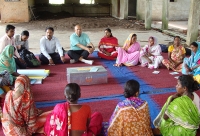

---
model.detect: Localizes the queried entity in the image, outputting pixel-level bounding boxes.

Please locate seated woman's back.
[70,104,91,136]
[44,83,103,136]
[108,80,153,136]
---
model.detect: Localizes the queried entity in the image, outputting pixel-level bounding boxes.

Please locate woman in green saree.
[154,75,200,136]
[0,45,19,85]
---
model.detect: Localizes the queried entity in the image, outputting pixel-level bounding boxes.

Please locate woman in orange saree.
[2,75,49,136]
[107,80,153,136]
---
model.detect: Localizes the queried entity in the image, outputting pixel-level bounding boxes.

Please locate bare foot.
[113,63,122,67]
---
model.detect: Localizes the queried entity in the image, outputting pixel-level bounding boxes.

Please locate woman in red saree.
[44,83,103,136]
[2,75,50,136]
[97,28,118,60]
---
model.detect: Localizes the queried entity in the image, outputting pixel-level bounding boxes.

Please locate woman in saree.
[0,45,19,85]
[153,75,200,136]
[114,33,141,67]
[2,75,50,136]
[97,28,118,60]
[162,36,186,72]
[140,36,163,69]
[182,42,200,75]
[44,83,103,136]
[108,80,153,136]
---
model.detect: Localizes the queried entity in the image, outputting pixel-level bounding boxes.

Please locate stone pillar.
[162,0,169,30]
[145,0,152,29]
[186,0,200,45]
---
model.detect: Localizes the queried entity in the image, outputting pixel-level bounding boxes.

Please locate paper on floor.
[174,76,179,79]
[169,72,179,75]
[152,71,160,74]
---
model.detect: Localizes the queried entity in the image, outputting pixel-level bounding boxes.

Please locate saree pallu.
[0,45,17,85]
[154,95,200,136]
[116,42,140,66]
[162,45,185,72]
[44,102,103,136]
[182,57,200,75]
[108,97,153,136]
[2,75,45,136]
[139,36,163,69]
[182,42,200,75]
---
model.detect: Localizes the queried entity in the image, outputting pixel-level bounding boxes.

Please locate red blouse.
[71,105,91,130]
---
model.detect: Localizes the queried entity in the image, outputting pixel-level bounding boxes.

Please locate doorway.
[128,0,137,18]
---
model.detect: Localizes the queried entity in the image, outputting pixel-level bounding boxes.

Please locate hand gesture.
[49,59,55,65]
[61,56,66,63]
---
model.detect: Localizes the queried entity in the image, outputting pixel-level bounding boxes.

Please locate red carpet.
[151,90,200,108]
[128,53,182,88]
[1,53,198,136]
[32,56,123,102]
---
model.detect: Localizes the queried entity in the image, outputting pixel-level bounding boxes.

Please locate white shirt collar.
[45,36,55,40]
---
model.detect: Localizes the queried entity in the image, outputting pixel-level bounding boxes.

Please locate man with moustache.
[39,27,66,65]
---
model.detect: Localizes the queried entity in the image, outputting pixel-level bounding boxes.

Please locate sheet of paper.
[29,76,44,79]
[169,72,179,75]
[174,76,179,79]
[90,67,99,72]
[17,69,49,77]
[30,79,42,84]
[152,71,160,74]
[77,67,91,71]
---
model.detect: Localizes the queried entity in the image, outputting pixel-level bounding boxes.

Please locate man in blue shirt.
[68,25,95,65]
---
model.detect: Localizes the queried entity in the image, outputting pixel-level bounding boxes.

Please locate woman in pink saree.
[114,33,141,67]
[44,83,103,136]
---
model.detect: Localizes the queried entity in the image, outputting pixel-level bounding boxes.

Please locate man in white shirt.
[39,27,66,65]
[0,24,26,69]
[14,30,29,52]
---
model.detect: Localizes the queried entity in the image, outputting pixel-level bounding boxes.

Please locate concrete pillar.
[145,0,152,29]
[162,0,169,30]
[186,0,200,45]
[124,0,129,19]
[120,0,128,19]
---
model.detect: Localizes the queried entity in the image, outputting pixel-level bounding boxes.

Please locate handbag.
[19,49,40,67]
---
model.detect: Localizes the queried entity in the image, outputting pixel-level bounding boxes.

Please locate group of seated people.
[0,24,200,80]
[98,29,200,78]
[1,74,200,136]
[0,24,200,136]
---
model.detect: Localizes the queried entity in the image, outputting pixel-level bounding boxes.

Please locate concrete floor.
[152,21,200,30]
[0,21,193,54]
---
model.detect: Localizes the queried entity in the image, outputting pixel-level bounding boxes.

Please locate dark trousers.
[39,53,62,64]
[67,46,91,62]
[14,58,27,69]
